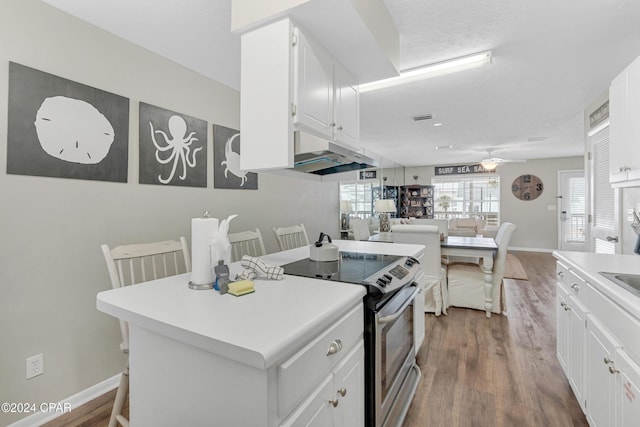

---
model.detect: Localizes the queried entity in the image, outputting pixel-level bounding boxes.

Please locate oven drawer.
[277,304,363,416]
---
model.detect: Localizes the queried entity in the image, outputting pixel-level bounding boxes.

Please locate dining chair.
[446,222,517,315]
[350,218,371,241]
[228,228,267,262]
[272,223,310,251]
[391,224,448,316]
[100,237,191,427]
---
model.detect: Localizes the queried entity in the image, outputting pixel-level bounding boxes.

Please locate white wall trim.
[7,374,120,427]
[509,246,555,253]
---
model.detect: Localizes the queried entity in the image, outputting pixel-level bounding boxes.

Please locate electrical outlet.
[26,353,44,379]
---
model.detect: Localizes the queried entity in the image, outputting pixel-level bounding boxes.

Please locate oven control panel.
[366,256,420,293]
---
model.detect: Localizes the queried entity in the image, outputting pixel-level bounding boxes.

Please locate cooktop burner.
[281,251,402,284]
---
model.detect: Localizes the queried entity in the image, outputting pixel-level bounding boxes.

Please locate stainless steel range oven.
[282,251,422,427]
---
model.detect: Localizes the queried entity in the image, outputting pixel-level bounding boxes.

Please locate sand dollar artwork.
[34,96,115,164]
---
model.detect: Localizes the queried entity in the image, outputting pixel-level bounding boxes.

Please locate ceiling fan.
[480,149,526,170]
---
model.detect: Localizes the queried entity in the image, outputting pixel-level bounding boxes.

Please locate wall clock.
[511,174,543,201]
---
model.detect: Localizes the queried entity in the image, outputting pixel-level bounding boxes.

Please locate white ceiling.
[40,0,640,167]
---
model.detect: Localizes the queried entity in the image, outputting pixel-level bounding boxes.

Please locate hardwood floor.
[404,251,588,427]
[40,389,127,427]
[41,251,586,427]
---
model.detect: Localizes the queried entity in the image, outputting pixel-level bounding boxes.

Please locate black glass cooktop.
[281,251,401,284]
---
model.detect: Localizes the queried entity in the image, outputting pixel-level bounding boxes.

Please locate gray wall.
[404,156,585,251]
[0,1,338,424]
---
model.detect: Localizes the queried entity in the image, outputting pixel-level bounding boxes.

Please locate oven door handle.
[377,286,420,324]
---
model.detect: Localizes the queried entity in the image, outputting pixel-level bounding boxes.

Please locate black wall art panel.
[213,124,258,190]
[139,102,207,187]
[6,62,129,182]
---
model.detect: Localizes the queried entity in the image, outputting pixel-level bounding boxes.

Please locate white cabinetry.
[609,54,640,187]
[241,18,360,172]
[282,341,364,427]
[556,263,588,411]
[554,255,640,427]
[615,349,640,427]
[291,27,360,146]
[585,316,620,427]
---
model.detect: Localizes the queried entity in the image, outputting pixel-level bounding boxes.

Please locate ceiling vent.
[412,114,432,121]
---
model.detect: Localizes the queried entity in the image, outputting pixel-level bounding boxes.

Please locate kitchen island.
[97,240,423,426]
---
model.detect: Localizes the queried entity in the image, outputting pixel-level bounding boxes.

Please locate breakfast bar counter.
[96,240,423,426]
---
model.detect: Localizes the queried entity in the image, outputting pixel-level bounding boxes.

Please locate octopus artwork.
[149,115,203,184]
[34,96,115,164]
[220,132,249,186]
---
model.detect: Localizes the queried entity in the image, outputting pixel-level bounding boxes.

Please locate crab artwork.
[149,115,203,184]
[220,132,248,186]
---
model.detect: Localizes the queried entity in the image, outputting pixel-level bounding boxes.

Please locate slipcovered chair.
[349,218,371,241]
[447,222,517,316]
[410,218,449,238]
[391,224,447,316]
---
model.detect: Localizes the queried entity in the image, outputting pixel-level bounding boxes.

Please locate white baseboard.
[7,374,120,427]
[509,246,555,253]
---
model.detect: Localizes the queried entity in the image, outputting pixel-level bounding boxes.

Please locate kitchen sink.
[599,272,640,296]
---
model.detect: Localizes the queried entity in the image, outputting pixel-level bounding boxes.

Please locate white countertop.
[97,240,423,369]
[553,250,640,319]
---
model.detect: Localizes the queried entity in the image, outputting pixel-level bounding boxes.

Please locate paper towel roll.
[191,217,218,285]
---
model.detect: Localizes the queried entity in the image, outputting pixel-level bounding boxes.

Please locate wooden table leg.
[480,256,495,318]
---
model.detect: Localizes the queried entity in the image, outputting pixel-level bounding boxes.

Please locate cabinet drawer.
[587,283,640,366]
[278,304,363,416]
[556,262,569,286]
[566,269,587,303]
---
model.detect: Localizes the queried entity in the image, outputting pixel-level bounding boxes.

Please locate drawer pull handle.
[571,283,580,291]
[327,339,343,356]
[338,388,347,397]
[609,365,619,374]
[557,271,564,277]
[329,397,339,408]
[560,302,567,308]
[564,306,571,311]
[604,357,613,365]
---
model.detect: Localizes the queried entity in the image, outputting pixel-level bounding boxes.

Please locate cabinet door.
[556,283,570,375]
[586,316,621,427]
[625,57,640,181]
[333,63,360,145]
[280,376,334,427]
[609,68,629,182]
[615,349,640,427]
[413,274,426,353]
[568,295,587,412]
[293,29,334,138]
[333,341,364,427]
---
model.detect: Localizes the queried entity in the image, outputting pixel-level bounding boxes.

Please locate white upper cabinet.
[293,28,334,137]
[609,55,640,187]
[293,27,361,145]
[240,18,360,172]
[333,63,360,145]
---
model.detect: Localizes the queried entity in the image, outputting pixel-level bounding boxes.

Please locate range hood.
[293,132,379,175]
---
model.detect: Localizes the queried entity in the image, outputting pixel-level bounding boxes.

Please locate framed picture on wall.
[6,62,129,182]
[213,124,258,190]
[139,102,207,187]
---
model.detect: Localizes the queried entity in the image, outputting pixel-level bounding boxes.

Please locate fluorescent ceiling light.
[359,51,492,93]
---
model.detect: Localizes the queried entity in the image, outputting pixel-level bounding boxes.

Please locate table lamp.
[340,200,352,230]
[374,199,396,232]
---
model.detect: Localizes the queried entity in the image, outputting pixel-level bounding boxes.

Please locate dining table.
[369,232,499,316]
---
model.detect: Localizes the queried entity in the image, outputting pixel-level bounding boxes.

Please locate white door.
[558,170,586,251]
[589,127,621,253]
